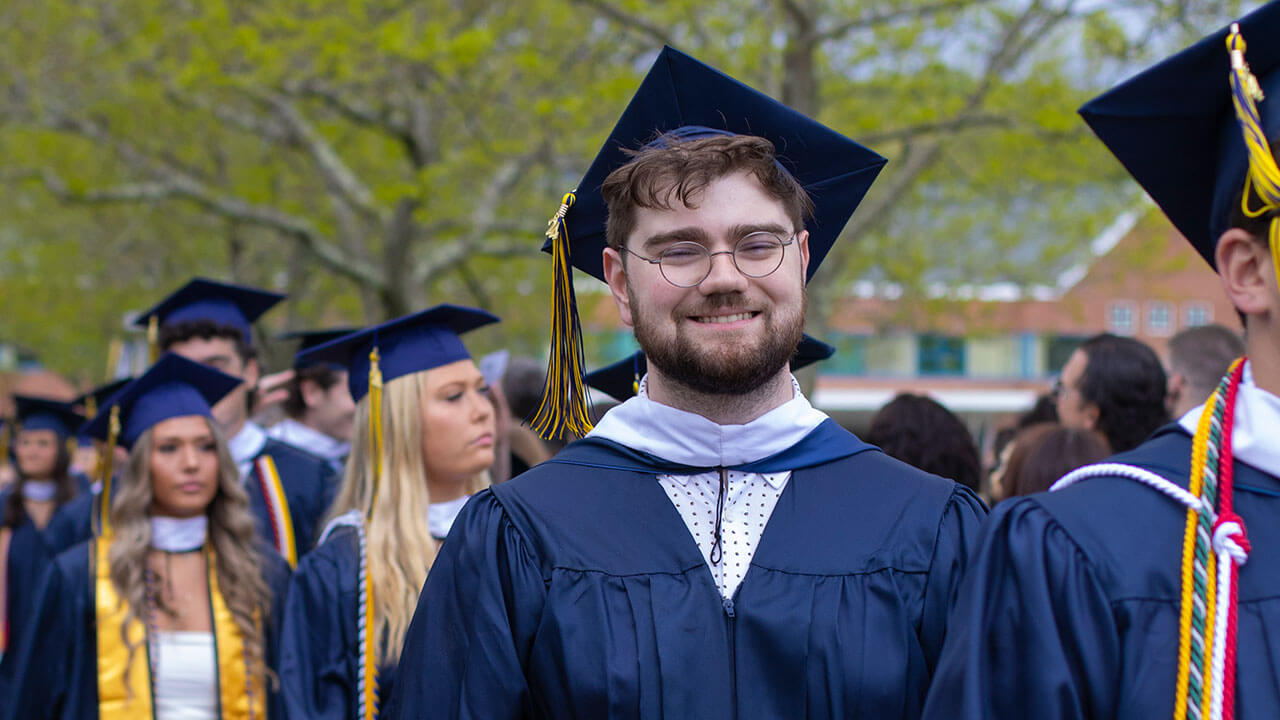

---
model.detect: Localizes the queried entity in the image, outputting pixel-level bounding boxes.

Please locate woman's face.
[420,360,496,487]
[15,429,59,480]
[148,415,221,518]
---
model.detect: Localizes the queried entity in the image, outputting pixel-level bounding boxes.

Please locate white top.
[229,422,269,479]
[266,418,350,465]
[428,495,472,539]
[589,375,828,599]
[1178,360,1280,478]
[153,631,218,720]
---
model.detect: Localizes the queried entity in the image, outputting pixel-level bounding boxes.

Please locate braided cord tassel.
[367,348,384,522]
[355,517,379,719]
[1210,359,1247,720]
[95,405,122,537]
[530,192,595,440]
[1227,25,1280,294]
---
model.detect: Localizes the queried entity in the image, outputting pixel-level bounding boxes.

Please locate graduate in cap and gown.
[277,305,499,719]
[4,353,291,720]
[137,278,338,566]
[43,378,134,556]
[266,328,359,476]
[0,398,85,695]
[923,5,1280,718]
[383,47,987,720]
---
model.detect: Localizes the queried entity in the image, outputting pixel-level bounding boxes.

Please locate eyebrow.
[639,222,792,253]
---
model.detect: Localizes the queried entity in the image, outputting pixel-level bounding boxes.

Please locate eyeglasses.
[624,232,795,288]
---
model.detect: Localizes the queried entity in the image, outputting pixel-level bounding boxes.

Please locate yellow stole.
[93,534,267,719]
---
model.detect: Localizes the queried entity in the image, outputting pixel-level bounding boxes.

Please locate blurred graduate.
[384,47,986,719]
[5,354,291,720]
[277,305,498,719]
[266,328,359,476]
[924,5,1280,718]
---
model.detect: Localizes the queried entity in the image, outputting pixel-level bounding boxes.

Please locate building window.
[1184,302,1212,327]
[827,334,868,375]
[1106,301,1136,335]
[918,334,966,376]
[1146,302,1173,336]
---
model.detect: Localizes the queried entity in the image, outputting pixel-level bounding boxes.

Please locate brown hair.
[600,133,813,252]
[1001,422,1111,500]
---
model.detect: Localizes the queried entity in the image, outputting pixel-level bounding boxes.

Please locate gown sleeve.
[921,497,1121,719]
[278,539,354,720]
[3,555,78,720]
[381,490,548,720]
[259,549,293,720]
[918,485,989,673]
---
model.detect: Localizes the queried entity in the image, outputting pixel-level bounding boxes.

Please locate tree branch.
[817,0,992,41]
[858,114,1014,145]
[570,0,675,47]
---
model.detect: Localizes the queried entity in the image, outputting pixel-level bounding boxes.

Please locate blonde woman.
[6,354,291,720]
[278,304,498,720]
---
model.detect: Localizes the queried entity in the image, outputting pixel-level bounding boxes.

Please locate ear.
[1216,228,1274,319]
[795,229,811,280]
[242,357,262,388]
[602,246,635,328]
[1166,372,1184,409]
[299,378,322,410]
[1082,402,1101,431]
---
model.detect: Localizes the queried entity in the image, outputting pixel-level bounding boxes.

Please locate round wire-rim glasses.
[624,231,796,288]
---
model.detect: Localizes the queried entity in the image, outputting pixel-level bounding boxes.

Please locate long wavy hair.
[326,369,489,664]
[108,418,272,689]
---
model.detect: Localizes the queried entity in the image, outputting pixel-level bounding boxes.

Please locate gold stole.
[94,534,267,719]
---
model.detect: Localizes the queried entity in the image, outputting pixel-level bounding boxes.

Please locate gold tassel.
[0,421,10,470]
[96,405,121,536]
[147,316,160,364]
[1227,24,1280,292]
[366,348,384,521]
[529,192,595,440]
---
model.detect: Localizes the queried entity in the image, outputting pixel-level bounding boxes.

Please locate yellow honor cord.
[97,405,121,536]
[367,347,384,521]
[1227,24,1280,294]
[1174,389,1219,720]
[530,192,595,440]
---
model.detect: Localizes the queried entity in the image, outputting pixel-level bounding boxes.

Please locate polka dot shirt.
[659,469,790,599]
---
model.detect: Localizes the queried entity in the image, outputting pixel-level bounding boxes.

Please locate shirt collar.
[587,373,828,468]
[1178,360,1280,478]
[266,418,351,461]
[229,421,268,467]
[428,495,472,539]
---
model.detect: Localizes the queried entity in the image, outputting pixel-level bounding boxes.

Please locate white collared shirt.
[266,418,350,464]
[229,422,268,480]
[1178,360,1280,478]
[589,375,828,599]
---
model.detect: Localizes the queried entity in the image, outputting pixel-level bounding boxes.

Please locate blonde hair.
[326,369,488,664]
[108,419,271,689]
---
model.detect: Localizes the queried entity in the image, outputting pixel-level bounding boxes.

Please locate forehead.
[168,335,241,363]
[423,359,483,389]
[150,414,212,439]
[628,170,793,242]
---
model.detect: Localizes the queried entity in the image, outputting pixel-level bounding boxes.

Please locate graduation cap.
[278,328,361,370]
[1080,3,1280,267]
[82,353,241,450]
[535,46,886,439]
[73,377,133,447]
[585,333,837,401]
[134,278,285,354]
[13,396,85,440]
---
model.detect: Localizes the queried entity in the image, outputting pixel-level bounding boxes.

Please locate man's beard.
[631,289,805,396]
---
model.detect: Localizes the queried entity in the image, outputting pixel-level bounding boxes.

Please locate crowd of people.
[0,5,1278,718]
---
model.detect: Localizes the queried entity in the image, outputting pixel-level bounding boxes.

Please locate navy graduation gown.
[278,525,397,719]
[923,425,1280,719]
[0,493,53,705]
[383,424,987,719]
[42,490,97,555]
[243,437,338,557]
[4,540,292,720]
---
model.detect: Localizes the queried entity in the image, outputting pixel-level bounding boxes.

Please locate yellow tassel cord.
[0,421,9,472]
[95,405,121,537]
[530,192,595,440]
[147,316,160,364]
[366,348,384,522]
[1227,25,1280,294]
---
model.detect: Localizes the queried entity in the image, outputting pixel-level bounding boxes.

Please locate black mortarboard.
[134,277,285,345]
[1080,3,1280,266]
[82,353,242,450]
[296,304,499,403]
[536,46,885,439]
[13,396,84,440]
[585,333,837,401]
[279,328,361,370]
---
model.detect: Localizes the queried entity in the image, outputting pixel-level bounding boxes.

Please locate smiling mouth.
[691,311,758,324]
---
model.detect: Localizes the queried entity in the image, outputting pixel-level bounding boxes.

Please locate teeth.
[695,312,753,324]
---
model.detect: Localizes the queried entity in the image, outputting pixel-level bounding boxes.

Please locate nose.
[179,443,202,470]
[473,390,495,423]
[697,250,749,295]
